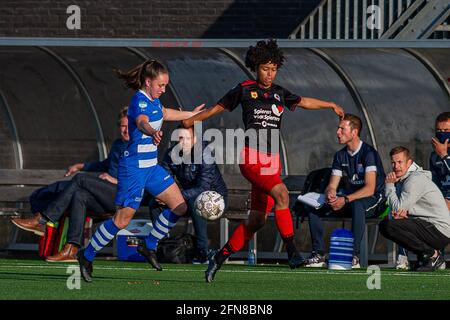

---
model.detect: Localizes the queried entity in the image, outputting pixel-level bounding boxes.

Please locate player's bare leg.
[155,183,188,216]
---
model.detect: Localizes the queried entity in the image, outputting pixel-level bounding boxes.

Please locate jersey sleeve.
[217,84,242,112]
[331,153,343,176]
[128,94,156,123]
[83,159,109,173]
[282,87,302,111]
[363,149,378,173]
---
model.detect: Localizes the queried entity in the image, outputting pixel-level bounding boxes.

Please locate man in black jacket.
[152,125,228,263]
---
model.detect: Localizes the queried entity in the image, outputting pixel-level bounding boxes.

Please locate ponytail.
[114,59,168,90]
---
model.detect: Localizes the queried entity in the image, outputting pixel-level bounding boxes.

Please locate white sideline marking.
[0,264,448,277]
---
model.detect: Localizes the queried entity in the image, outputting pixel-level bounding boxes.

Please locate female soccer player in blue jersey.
[77,59,204,282]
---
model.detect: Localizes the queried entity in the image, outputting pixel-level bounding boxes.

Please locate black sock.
[215,244,234,265]
[283,236,297,259]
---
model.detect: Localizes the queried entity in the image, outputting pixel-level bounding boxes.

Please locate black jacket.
[161,142,228,202]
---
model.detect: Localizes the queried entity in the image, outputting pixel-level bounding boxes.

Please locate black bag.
[156,233,197,263]
[293,167,352,228]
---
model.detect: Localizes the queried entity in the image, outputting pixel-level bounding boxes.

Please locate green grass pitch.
[0,258,449,300]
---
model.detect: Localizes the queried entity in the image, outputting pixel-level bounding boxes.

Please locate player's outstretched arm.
[297,97,345,119]
[162,103,205,121]
[136,114,163,145]
[182,104,225,128]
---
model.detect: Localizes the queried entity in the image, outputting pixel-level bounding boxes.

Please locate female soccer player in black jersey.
[183,39,345,282]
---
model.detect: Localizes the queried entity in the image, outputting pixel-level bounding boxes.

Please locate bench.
[0,169,70,250]
[0,169,70,211]
[1,169,395,267]
[221,174,393,268]
[0,169,120,251]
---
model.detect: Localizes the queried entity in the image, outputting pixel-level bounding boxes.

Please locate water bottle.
[248,251,256,265]
[247,239,256,266]
[328,228,354,270]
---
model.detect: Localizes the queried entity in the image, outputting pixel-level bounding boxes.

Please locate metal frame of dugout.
[0,38,449,268]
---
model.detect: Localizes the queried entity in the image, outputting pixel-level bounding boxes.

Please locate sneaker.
[76,249,93,283]
[137,242,162,271]
[415,252,445,272]
[395,254,409,270]
[438,249,446,270]
[288,252,305,269]
[352,255,361,269]
[192,250,209,265]
[205,250,222,283]
[304,252,327,268]
[411,253,426,271]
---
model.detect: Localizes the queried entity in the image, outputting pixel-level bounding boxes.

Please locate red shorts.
[239,147,282,214]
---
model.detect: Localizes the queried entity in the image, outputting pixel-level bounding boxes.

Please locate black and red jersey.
[217,80,301,153]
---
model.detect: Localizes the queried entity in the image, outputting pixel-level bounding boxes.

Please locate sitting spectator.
[396,112,450,270]
[305,113,386,268]
[380,146,450,272]
[11,106,129,262]
[150,125,228,264]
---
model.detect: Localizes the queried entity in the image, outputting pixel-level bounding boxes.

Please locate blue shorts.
[115,163,174,210]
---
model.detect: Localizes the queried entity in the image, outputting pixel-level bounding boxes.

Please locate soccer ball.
[194,191,225,221]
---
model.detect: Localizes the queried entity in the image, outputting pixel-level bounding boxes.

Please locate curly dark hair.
[245,39,285,72]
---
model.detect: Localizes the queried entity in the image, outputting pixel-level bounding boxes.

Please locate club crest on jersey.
[251,91,258,99]
[357,164,364,173]
[274,93,281,101]
[271,104,283,116]
[138,100,147,109]
[442,176,450,186]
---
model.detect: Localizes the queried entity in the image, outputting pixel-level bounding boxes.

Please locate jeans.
[308,193,384,256]
[41,173,116,246]
[29,180,70,214]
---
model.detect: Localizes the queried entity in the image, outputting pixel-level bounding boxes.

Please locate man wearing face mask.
[430,112,450,211]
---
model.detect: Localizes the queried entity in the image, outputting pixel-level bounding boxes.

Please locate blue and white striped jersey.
[125,90,163,169]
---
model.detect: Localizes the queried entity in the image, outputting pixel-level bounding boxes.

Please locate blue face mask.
[436,131,450,144]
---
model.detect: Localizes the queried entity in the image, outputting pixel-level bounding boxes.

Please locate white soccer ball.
[194,191,225,221]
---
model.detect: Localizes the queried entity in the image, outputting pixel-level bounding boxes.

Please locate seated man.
[11,106,129,262]
[305,113,386,268]
[151,125,228,264]
[380,146,450,272]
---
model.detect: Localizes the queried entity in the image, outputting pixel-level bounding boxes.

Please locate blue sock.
[145,209,180,250]
[84,219,120,262]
